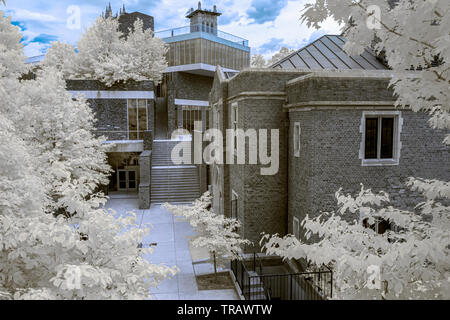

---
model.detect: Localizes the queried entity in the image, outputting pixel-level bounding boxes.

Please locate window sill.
[361,158,399,167]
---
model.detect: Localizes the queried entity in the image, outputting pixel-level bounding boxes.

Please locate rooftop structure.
[155,2,250,75]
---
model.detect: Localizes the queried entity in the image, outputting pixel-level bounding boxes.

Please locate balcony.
[155,24,250,49]
[155,24,250,74]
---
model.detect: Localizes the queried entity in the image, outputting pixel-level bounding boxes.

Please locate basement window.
[360,111,402,166]
[362,217,392,235]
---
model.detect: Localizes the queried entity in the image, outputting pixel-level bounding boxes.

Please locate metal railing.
[231,255,333,300]
[155,24,249,47]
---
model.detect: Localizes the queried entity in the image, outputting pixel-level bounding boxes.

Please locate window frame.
[293,122,301,158]
[127,99,148,141]
[360,111,403,166]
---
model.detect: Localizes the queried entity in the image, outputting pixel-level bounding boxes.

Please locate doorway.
[118,170,138,191]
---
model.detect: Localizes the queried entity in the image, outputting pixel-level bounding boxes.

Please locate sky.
[1,0,342,60]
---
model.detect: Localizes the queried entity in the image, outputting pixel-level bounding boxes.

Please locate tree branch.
[354,2,437,50]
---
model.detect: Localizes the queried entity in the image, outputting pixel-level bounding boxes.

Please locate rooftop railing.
[155,24,249,47]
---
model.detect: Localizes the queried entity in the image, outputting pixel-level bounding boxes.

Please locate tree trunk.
[382,280,389,300]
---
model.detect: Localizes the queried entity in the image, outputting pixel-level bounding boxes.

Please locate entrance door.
[117,170,138,191]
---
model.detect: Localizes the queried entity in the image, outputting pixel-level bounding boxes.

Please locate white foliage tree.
[251,54,267,68]
[262,0,450,300]
[267,47,295,66]
[42,17,168,86]
[262,185,450,300]
[0,12,177,300]
[40,41,77,79]
[164,192,252,275]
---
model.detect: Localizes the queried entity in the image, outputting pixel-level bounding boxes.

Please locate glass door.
[128,171,137,190]
[118,170,127,190]
[117,170,138,191]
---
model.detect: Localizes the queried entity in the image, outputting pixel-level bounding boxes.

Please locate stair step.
[150,141,199,204]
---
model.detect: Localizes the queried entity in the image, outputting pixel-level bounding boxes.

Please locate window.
[231,191,239,220]
[360,111,402,166]
[293,217,300,240]
[294,122,301,158]
[231,103,238,154]
[362,217,391,235]
[128,99,148,140]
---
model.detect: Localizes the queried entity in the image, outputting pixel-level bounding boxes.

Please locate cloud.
[11,8,61,22]
[3,0,341,58]
[23,41,50,57]
[259,38,286,54]
[246,0,288,24]
[32,33,58,44]
[11,20,26,31]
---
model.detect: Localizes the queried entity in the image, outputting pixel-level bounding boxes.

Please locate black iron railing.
[231,256,333,300]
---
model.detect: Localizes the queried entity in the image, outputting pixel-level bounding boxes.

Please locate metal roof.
[270,35,388,70]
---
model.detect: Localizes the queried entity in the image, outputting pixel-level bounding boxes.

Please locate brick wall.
[167,72,213,135]
[237,98,289,249]
[66,80,155,141]
[287,76,395,102]
[88,99,128,140]
[288,108,450,241]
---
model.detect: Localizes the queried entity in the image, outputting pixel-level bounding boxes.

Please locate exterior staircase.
[151,140,200,203]
[246,271,267,300]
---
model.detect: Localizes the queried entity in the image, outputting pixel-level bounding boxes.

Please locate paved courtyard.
[104,196,239,300]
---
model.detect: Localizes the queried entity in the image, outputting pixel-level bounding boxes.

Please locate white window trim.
[174,98,209,107]
[359,111,403,167]
[294,122,301,158]
[293,216,300,240]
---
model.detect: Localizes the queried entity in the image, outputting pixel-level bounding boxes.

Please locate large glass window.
[128,99,148,140]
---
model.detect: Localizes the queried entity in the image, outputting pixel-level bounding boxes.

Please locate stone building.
[154,1,250,139]
[208,35,449,248]
[61,2,250,208]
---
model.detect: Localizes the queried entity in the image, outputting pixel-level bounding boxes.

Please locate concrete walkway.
[104,197,238,300]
